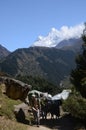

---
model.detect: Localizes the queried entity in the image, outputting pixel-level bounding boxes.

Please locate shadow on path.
[15,109,86,130]
[40,114,86,130]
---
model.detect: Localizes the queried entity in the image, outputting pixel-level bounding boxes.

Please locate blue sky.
[0,0,86,51]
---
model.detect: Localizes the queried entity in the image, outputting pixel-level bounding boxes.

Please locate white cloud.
[32,23,84,47]
[60,24,84,39]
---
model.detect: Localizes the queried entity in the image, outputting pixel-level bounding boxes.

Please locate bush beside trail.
[62,90,86,121]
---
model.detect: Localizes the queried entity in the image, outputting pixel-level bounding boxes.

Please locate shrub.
[62,92,86,120]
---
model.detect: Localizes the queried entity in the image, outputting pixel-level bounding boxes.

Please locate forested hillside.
[0,47,76,85]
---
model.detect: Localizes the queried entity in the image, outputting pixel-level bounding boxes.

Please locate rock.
[0,77,32,100]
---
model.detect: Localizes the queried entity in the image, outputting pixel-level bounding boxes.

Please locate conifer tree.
[71,23,86,98]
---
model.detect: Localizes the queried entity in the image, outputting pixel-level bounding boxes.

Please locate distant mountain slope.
[56,38,83,52]
[0,47,76,85]
[0,44,10,60]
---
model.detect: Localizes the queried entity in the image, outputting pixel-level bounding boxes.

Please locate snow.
[32,23,84,47]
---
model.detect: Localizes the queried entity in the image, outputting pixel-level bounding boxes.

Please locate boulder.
[0,77,32,100]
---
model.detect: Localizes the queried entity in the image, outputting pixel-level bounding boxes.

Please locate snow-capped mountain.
[32,23,84,48]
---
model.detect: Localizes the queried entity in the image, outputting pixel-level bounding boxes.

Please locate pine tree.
[71,23,86,98]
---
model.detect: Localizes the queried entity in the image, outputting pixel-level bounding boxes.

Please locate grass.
[0,116,27,130]
[0,83,29,130]
[0,84,22,119]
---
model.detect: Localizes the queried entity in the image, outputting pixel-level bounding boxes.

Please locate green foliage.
[62,90,86,120]
[16,75,61,95]
[68,24,86,121]
[71,23,86,98]
[0,46,76,85]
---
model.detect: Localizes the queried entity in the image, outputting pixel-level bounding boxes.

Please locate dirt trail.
[27,125,51,130]
[14,103,86,130]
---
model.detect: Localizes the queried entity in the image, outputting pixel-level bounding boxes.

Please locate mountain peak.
[32,23,84,48]
[0,44,10,60]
